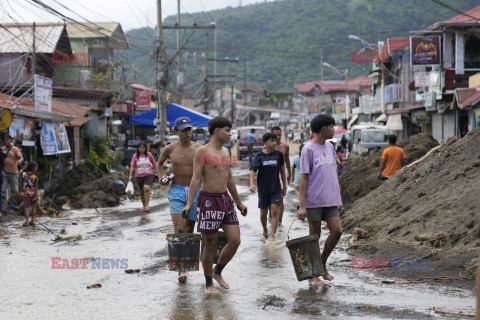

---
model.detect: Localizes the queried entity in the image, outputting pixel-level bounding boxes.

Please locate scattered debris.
[87,283,102,289]
[125,269,141,274]
[432,307,475,317]
[262,295,276,310]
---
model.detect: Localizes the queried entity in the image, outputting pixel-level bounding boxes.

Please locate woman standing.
[129,142,156,212]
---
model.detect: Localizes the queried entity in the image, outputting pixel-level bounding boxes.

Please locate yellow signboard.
[336,106,346,114]
[469,73,480,88]
[0,108,12,131]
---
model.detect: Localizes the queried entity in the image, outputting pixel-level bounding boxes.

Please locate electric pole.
[156,0,167,145]
[32,22,36,78]
[176,0,183,103]
[203,33,209,114]
[244,55,246,95]
[231,85,235,125]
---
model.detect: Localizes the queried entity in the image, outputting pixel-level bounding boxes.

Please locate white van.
[350,123,389,155]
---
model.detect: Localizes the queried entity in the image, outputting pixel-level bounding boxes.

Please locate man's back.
[381,146,406,177]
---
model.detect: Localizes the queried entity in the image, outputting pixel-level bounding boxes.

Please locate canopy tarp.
[129,103,212,128]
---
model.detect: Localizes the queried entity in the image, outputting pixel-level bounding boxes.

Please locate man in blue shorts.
[250,132,286,242]
[156,117,202,282]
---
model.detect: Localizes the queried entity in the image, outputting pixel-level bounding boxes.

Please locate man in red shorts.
[182,116,247,294]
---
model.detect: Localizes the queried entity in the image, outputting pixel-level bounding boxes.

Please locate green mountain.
[118,0,475,93]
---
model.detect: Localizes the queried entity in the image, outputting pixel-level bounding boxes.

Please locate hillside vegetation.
[118,0,474,92]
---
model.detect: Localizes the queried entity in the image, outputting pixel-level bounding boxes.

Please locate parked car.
[192,128,209,145]
[350,124,389,155]
[237,126,266,160]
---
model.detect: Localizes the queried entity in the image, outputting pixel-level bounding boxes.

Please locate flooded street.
[0,164,475,319]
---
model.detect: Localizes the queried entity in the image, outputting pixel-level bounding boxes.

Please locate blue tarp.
[129,103,212,128]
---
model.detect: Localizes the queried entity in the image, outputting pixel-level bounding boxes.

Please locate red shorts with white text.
[196,191,239,234]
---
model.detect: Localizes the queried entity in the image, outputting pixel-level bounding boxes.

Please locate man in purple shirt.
[298,114,343,286]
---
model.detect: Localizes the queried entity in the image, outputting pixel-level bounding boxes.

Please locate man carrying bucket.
[297,114,343,286]
[156,117,202,282]
[182,116,247,294]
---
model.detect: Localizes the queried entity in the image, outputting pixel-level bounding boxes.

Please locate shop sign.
[40,121,71,155]
[410,36,441,66]
[34,75,53,112]
[412,110,431,124]
[9,115,35,146]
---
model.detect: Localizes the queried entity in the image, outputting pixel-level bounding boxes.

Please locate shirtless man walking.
[270,126,291,225]
[182,116,247,294]
[156,117,201,282]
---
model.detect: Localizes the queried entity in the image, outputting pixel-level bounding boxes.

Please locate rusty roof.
[0,24,71,54]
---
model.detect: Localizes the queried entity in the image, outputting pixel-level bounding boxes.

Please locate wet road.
[0,164,476,319]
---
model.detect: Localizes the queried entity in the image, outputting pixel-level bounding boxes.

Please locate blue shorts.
[168,184,199,221]
[258,192,281,209]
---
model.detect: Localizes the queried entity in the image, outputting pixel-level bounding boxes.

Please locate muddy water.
[0,165,475,319]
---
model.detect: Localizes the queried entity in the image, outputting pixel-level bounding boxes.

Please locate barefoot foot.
[212,273,229,289]
[308,277,326,287]
[178,272,188,283]
[322,261,334,281]
[204,285,221,294]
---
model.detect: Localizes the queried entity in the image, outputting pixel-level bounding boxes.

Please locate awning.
[386,105,424,115]
[375,113,388,122]
[347,114,358,129]
[129,103,212,128]
[386,114,403,131]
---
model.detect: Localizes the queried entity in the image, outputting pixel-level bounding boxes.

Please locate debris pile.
[343,128,480,274]
[43,165,126,209]
[339,133,439,208]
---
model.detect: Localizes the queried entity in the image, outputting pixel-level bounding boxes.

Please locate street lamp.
[323,62,349,127]
[349,35,386,117]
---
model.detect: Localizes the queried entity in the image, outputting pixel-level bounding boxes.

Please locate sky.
[3,0,269,31]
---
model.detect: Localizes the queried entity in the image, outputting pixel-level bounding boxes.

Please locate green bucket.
[201,231,228,264]
[286,234,324,281]
[166,233,202,272]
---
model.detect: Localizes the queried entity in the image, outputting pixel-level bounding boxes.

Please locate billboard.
[34,75,53,112]
[40,121,71,155]
[410,36,441,66]
[9,115,35,146]
[135,91,151,111]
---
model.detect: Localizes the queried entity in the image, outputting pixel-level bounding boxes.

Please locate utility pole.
[176,0,183,103]
[32,22,36,78]
[231,85,235,125]
[156,0,167,145]
[320,48,323,81]
[243,55,246,95]
[203,33,209,114]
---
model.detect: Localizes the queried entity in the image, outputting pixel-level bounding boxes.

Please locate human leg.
[278,198,284,226]
[135,177,146,209]
[307,209,325,286]
[214,223,241,289]
[322,215,343,281]
[168,185,188,232]
[202,232,220,293]
[30,205,37,225]
[270,203,280,239]
[23,206,30,226]
[143,185,151,211]
[260,208,268,239]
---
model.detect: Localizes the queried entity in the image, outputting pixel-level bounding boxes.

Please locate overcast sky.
[3,0,268,31]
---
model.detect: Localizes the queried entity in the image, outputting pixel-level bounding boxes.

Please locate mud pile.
[44,165,126,209]
[342,129,480,276]
[339,133,439,208]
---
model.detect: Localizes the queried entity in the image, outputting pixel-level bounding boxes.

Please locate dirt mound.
[342,128,480,277]
[44,165,126,209]
[339,133,439,208]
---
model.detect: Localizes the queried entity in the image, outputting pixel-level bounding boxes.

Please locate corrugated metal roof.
[66,22,118,38]
[66,22,128,49]
[0,24,67,54]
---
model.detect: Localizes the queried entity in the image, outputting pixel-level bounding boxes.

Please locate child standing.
[298,114,343,286]
[292,144,304,202]
[335,146,347,176]
[250,132,286,242]
[22,161,39,226]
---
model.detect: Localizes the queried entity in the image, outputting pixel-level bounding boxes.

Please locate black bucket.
[200,231,228,264]
[166,233,202,272]
[286,234,324,281]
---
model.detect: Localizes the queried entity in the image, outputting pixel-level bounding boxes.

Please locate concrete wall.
[432,111,456,142]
